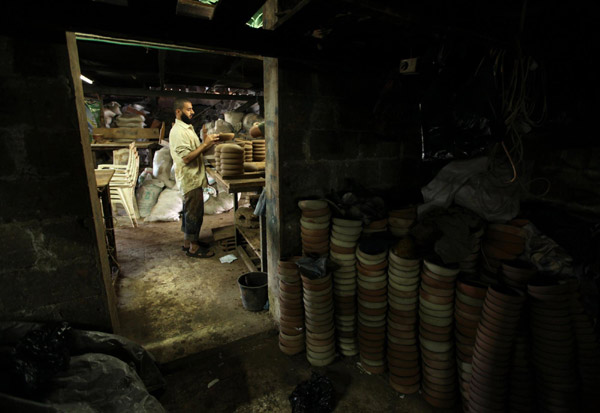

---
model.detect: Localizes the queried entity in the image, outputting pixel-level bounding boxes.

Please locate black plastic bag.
[11,322,71,397]
[289,372,335,413]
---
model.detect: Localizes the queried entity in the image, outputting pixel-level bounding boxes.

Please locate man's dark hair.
[174,98,191,112]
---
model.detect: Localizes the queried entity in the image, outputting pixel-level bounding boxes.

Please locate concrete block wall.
[0,34,112,329]
[275,58,423,258]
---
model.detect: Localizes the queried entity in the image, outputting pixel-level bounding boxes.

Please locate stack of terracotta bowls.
[454,278,487,408]
[481,224,526,282]
[252,139,266,161]
[244,142,253,163]
[362,218,388,237]
[500,260,537,289]
[419,259,459,409]
[356,241,388,374]
[299,200,330,256]
[330,217,363,357]
[469,285,525,413]
[528,278,579,411]
[216,143,245,176]
[278,257,305,356]
[459,227,484,275]
[302,273,336,366]
[508,324,536,411]
[567,279,600,407]
[388,207,416,237]
[387,244,421,394]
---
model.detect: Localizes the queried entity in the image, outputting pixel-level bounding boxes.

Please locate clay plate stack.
[528,278,578,411]
[388,207,416,237]
[217,143,245,177]
[278,256,305,355]
[419,259,459,409]
[330,217,363,356]
[500,260,537,289]
[252,139,266,161]
[387,246,421,394]
[459,227,484,275]
[480,224,526,283]
[454,278,487,409]
[469,285,525,413]
[568,279,600,408]
[302,274,336,366]
[299,200,331,256]
[362,218,388,237]
[356,240,388,374]
[214,144,222,172]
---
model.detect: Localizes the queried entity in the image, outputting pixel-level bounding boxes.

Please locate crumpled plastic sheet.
[0,321,166,413]
[289,372,335,413]
[296,256,338,280]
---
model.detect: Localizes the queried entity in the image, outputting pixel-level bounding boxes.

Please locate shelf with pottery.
[205,166,267,273]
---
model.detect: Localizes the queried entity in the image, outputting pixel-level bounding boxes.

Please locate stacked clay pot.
[356,241,389,374]
[387,242,421,394]
[299,200,330,256]
[528,278,579,411]
[419,259,459,409]
[362,218,388,237]
[469,285,525,413]
[509,323,536,412]
[388,207,416,237]
[454,279,487,410]
[500,260,537,289]
[244,142,253,162]
[252,139,266,161]
[481,223,526,283]
[302,273,336,366]
[216,143,245,176]
[568,279,600,408]
[278,257,305,355]
[459,227,484,275]
[330,217,363,356]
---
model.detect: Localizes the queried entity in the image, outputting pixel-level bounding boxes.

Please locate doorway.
[69,32,273,363]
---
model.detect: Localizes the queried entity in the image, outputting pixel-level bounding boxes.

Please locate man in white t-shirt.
[169,98,219,258]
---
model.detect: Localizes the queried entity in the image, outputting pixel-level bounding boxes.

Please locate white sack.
[145,189,183,222]
[152,147,175,189]
[204,191,234,215]
[137,178,164,218]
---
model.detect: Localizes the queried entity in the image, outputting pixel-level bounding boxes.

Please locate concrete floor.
[114,211,274,363]
[158,330,449,413]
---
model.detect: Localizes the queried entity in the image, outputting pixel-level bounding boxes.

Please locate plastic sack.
[137,179,164,218]
[8,322,71,397]
[137,168,154,187]
[419,156,520,222]
[289,372,335,413]
[152,147,174,189]
[296,257,337,279]
[204,191,234,215]
[145,189,183,222]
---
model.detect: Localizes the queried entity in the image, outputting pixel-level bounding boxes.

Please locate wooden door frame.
[65,31,121,333]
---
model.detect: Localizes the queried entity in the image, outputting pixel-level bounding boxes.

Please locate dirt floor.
[114,211,274,363]
[113,213,457,412]
[157,330,453,413]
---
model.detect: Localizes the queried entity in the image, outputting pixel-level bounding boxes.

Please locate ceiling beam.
[3,0,279,57]
[83,85,261,101]
[212,0,266,27]
[272,0,318,30]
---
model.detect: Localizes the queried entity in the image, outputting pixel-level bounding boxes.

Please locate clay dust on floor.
[114,211,275,363]
[158,331,450,413]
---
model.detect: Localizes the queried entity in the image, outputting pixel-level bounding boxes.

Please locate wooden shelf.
[236,225,260,256]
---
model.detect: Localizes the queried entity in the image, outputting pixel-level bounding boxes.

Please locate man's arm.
[182,134,219,164]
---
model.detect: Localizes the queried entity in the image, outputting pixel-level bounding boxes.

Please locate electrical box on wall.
[399,58,419,74]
